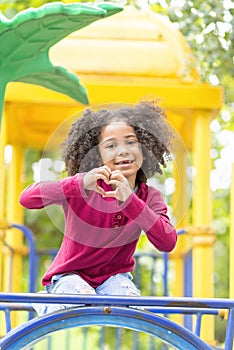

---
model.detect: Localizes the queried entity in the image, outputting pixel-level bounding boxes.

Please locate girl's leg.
[96,273,140,296]
[33,274,96,316]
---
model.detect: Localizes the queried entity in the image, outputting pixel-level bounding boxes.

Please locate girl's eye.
[106,143,115,149]
[127,140,137,145]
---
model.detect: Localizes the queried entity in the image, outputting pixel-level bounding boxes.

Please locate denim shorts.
[33,273,140,316]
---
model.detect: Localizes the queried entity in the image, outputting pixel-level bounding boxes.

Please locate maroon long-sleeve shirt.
[19,173,177,288]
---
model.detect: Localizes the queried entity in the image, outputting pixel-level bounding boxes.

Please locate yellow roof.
[4,6,222,150]
[50,6,198,80]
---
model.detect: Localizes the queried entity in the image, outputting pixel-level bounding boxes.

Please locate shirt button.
[116,214,122,220]
[113,224,119,228]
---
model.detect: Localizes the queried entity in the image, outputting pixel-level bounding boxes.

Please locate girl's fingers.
[95,173,109,183]
[95,167,132,201]
[110,170,123,180]
[108,179,119,187]
[100,165,112,176]
[96,185,117,198]
[95,166,112,183]
[96,184,107,196]
[101,190,117,198]
[109,177,130,189]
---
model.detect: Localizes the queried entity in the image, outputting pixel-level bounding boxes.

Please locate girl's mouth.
[115,160,134,165]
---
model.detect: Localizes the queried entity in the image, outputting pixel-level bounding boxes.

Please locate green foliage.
[213,189,230,298]
[21,326,172,349]
[150,0,234,86]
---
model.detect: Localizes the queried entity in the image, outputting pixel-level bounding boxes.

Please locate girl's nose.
[116,143,129,155]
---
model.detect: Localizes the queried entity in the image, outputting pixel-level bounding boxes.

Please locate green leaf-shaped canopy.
[0,2,123,123]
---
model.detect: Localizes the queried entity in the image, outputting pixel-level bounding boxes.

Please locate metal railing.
[0,294,233,350]
[1,225,233,349]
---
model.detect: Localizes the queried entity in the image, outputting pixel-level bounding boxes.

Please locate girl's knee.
[119,279,140,296]
[74,281,96,294]
[97,273,140,296]
[52,274,95,295]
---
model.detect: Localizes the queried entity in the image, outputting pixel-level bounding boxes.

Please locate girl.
[20,100,177,315]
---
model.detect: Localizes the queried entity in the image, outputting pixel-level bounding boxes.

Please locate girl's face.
[99,121,143,186]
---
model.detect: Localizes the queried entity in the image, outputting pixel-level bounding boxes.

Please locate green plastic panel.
[0,2,123,122]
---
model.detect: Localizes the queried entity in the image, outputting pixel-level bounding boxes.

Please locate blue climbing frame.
[0,224,233,349]
[0,294,233,349]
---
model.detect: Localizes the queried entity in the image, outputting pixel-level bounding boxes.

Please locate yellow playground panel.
[1,5,230,344]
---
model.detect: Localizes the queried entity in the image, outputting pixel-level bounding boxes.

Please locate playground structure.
[0,224,232,349]
[0,3,233,349]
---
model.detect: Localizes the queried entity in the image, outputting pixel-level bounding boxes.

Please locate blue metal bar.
[183,249,193,330]
[36,248,58,258]
[146,307,219,315]
[11,224,37,321]
[0,294,232,349]
[0,293,233,309]
[0,303,34,332]
[0,304,33,311]
[177,229,187,235]
[181,226,192,330]
[225,307,234,350]
[194,312,202,336]
[0,306,213,350]
[12,224,36,293]
[162,229,186,297]
[0,304,220,317]
[4,309,11,333]
[2,241,14,291]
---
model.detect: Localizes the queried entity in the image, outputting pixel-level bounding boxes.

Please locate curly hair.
[62,100,173,184]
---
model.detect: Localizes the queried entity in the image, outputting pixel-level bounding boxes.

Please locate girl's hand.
[100,170,133,202]
[83,166,112,192]
[83,167,133,202]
